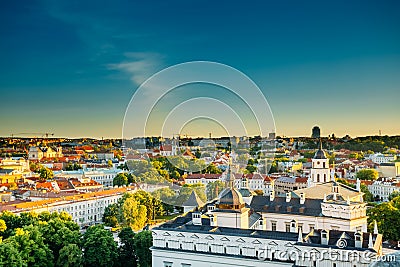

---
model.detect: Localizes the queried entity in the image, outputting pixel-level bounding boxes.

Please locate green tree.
[389,191,400,201]
[126,160,153,176]
[103,203,120,227]
[56,244,83,267]
[39,218,81,264]
[8,226,54,267]
[356,169,379,180]
[139,170,163,184]
[204,163,222,174]
[29,162,40,172]
[118,227,137,267]
[367,199,400,241]
[65,163,82,171]
[133,231,152,267]
[0,211,22,238]
[82,225,118,267]
[360,184,374,202]
[122,197,147,231]
[113,173,129,187]
[175,184,206,206]
[206,181,224,200]
[0,241,25,267]
[0,218,7,233]
[127,173,137,184]
[19,212,40,227]
[38,167,54,181]
[170,170,181,180]
[245,164,257,174]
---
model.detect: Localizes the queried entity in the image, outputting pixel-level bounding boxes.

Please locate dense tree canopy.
[206,181,224,200]
[38,167,54,181]
[356,169,379,180]
[82,225,118,267]
[118,227,137,267]
[133,231,152,267]
[367,196,400,241]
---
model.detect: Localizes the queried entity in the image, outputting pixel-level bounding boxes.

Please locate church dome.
[314,142,327,159]
[314,149,327,159]
[216,188,245,209]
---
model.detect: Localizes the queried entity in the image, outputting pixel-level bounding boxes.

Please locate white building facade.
[11,188,130,226]
[368,179,400,202]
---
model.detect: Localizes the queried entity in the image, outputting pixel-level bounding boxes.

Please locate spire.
[319,139,323,150]
[225,157,234,189]
[297,228,303,243]
[356,178,361,192]
[368,233,374,249]
[374,220,379,235]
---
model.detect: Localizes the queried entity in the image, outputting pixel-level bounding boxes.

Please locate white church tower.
[309,141,331,187]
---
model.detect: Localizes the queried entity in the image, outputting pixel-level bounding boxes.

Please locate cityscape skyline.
[1,1,399,138]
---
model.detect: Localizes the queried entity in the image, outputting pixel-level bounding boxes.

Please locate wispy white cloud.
[107,52,164,85]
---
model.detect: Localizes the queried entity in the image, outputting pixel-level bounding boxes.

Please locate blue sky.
[0,0,399,138]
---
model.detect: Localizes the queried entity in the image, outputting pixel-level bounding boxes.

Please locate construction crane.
[11,132,54,138]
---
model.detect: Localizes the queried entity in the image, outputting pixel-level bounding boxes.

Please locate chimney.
[286,192,291,202]
[321,230,329,245]
[270,190,275,201]
[354,232,363,248]
[300,192,306,204]
[209,214,217,227]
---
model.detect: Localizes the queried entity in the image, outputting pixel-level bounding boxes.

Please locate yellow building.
[28,146,63,161]
[0,169,24,184]
[0,157,30,172]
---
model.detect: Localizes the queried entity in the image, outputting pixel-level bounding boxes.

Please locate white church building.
[152,156,383,267]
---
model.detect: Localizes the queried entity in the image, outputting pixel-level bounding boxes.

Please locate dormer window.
[355,233,361,241]
[322,232,327,239]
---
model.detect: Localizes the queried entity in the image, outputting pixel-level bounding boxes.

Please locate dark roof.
[301,229,379,251]
[156,215,379,252]
[314,142,327,159]
[238,188,254,197]
[248,212,261,227]
[314,149,327,159]
[250,195,323,216]
[0,169,13,174]
[217,188,245,206]
[183,190,204,207]
[156,220,298,242]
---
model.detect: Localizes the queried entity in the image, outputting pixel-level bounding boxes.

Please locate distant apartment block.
[2,188,131,226]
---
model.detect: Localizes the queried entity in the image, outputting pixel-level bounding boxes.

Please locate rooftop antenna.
[379,130,381,136]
